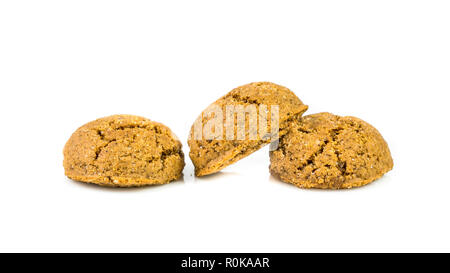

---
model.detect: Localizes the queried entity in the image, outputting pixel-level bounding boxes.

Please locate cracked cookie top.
[188,82,308,176]
[63,115,184,187]
[269,112,393,189]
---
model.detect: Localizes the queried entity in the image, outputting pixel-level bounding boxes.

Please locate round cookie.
[269,112,393,189]
[189,82,308,176]
[63,115,185,187]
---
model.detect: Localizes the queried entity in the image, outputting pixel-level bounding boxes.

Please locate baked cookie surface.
[269,112,393,189]
[189,82,308,176]
[63,115,185,187]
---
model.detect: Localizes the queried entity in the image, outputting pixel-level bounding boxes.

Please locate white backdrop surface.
[0,1,449,252]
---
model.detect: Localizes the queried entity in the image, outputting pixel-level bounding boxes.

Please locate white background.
[0,0,449,253]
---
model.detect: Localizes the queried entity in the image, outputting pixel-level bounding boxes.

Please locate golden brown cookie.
[188,82,308,176]
[63,115,185,187]
[269,113,393,189]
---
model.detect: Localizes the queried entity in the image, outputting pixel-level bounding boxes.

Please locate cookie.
[269,112,393,189]
[188,82,308,176]
[63,115,185,187]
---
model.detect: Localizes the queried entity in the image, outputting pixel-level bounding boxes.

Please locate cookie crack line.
[330,127,348,176]
[148,147,183,163]
[103,122,163,133]
[94,139,116,160]
[277,133,289,156]
[296,139,328,172]
[93,125,166,161]
[94,130,116,160]
[291,126,346,175]
[107,120,151,130]
[229,93,261,105]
